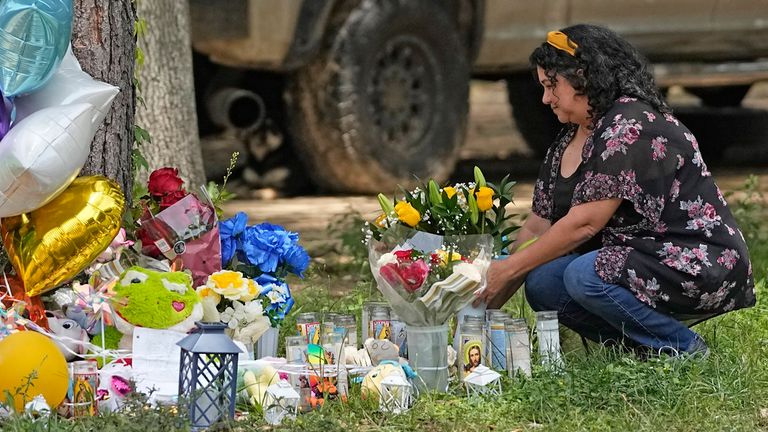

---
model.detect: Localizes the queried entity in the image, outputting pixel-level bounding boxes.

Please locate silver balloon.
[14,45,119,128]
[0,103,96,217]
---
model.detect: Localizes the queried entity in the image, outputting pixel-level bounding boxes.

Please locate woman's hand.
[473,258,525,307]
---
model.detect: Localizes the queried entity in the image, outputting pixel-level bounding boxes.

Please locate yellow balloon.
[0,331,69,412]
[1,175,125,296]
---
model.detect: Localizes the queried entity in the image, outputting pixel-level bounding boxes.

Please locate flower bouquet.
[132,167,222,286]
[367,167,517,391]
[367,167,518,327]
[196,212,308,349]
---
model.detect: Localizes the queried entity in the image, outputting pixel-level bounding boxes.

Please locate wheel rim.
[367,35,438,154]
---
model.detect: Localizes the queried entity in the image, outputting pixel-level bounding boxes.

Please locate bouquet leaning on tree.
[367,167,518,327]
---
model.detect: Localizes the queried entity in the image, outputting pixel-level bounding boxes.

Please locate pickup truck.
[189,0,768,193]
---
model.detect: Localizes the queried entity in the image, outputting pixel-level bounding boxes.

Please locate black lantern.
[177,322,242,430]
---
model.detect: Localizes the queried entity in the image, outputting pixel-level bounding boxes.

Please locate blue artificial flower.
[283,244,310,277]
[219,212,248,266]
[239,223,297,274]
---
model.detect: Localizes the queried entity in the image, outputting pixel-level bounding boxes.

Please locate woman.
[475,24,755,355]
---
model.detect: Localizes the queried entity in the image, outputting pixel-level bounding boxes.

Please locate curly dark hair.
[529,24,670,125]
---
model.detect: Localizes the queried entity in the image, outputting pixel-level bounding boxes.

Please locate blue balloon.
[0,0,72,97]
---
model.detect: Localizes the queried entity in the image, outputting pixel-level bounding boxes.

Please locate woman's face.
[536,66,590,128]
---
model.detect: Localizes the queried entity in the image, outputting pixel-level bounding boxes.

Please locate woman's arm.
[477,198,622,306]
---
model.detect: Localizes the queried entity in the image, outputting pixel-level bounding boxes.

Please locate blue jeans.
[525,251,701,352]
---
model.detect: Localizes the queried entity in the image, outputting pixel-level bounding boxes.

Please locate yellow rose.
[437,249,462,264]
[238,279,261,302]
[196,286,222,322]
[475,186,494,212]
[443,186,456,199]
[207,270,249,300]
[394,201,421,227]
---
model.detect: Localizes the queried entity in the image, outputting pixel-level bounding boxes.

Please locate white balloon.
[14,46,119,128]
[0,103,97,217]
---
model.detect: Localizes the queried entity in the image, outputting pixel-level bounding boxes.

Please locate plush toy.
[46,313,89,361]
[90,326,123,367]
[364,338,400,365]
[112,267,203,348]
[240,360,281,407]
[97,359,133,413]
[361,361,407,398]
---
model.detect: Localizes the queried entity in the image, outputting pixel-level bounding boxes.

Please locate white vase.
[254,327,280,359]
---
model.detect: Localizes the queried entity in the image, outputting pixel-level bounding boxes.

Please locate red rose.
[379,260,430,293]
[148,167,184,197]
[159,189,188,210]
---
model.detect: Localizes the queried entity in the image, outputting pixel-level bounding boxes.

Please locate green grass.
[3,176,768,431]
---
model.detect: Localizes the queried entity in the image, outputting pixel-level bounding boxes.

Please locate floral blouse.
[532,97,755,316]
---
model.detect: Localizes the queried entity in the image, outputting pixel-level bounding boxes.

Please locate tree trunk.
[72,0,137,204]
[135,0,205,191]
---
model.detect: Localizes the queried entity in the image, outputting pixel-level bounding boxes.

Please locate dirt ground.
[223,81,768,253]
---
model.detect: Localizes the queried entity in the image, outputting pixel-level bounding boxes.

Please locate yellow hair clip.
[547,31,578,56]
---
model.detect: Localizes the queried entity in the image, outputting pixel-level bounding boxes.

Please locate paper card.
[132,327,186,403]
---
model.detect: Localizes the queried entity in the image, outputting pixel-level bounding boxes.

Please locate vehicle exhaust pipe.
[206,87,266,131]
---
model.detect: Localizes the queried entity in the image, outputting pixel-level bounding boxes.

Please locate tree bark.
[135,0,205,191]
[72,0,137,204]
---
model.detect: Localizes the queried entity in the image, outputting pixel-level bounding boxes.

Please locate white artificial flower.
[266,290,284,304]
[242,300,265,322]
[234,316,271,345]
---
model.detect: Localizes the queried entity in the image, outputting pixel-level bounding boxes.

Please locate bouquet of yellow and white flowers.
[197,269,295,345]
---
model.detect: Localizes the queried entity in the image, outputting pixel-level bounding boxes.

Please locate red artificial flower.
[379,260,430,293]
[148,167,184,197]
[398,260,430,292]
[159,189,188,210]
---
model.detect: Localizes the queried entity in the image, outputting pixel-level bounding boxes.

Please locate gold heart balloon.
[1,175,125,297]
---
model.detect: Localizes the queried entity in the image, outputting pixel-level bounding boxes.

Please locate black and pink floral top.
[532,97,755,316]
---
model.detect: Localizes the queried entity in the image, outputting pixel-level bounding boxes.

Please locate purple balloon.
[0,92,11,140]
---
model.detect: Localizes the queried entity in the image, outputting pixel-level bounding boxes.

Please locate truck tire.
[285,0,469,193]
[506,72,561,158]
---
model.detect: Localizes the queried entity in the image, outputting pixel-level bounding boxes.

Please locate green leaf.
[500,225,521,237]
[468,192,479,225]
[131,148,149,171]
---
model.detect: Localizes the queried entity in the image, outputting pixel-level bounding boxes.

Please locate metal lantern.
[263,381,300,425]
[379,374,413,414]
[177,322,242,430]
[463,365,502,398]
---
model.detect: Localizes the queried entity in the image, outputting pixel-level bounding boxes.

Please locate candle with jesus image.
[460,321,484,377]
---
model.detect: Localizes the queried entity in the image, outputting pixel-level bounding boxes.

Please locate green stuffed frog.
[112,266,203,348]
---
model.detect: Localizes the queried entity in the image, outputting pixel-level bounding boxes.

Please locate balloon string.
[100,309,106,366]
